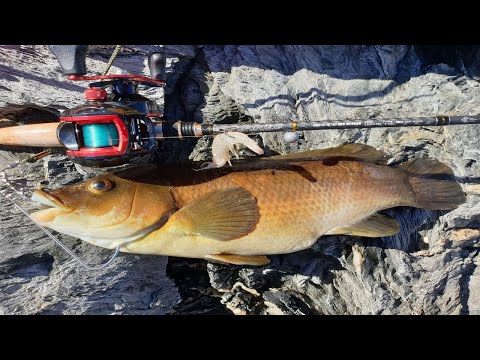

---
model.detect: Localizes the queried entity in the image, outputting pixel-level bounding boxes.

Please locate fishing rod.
[177,115,480,136]
[1,114,479,167]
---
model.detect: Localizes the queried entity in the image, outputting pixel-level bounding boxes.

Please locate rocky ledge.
[0,45,479,314]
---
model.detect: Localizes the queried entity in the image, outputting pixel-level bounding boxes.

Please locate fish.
[29,144,466,266]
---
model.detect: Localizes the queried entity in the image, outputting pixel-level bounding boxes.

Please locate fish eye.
[87,179,114,194]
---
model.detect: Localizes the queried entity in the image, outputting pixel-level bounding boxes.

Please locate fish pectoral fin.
[205,254,270,266]
[326,213,400,237]
[267,143,390,165]
[169,187,260,241]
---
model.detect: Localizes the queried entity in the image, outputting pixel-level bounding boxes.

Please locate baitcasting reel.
[50,45,167,167]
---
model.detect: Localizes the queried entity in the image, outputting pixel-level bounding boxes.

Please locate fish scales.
[125,160,404,257]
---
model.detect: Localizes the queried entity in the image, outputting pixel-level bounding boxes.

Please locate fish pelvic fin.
[326,213,400,237]
[205,254,270,266]
[401,158,466,210]
[169,187,260,241]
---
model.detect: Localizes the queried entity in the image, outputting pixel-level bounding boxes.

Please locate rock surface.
[0,45,479,314]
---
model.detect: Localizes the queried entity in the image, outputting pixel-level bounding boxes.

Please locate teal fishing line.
[82,124,119,148]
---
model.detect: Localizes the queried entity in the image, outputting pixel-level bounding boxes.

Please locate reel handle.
[147,51,166,81]
[48,45,88,76]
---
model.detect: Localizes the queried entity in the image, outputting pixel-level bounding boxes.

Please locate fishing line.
[13,203,120,270]
[0,158,120,270]
[86,131,262,143]
[79,134,216,144]
[139,133,262,141]
[141,135,215,140]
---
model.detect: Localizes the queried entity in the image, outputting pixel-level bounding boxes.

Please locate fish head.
[30,174,177,249]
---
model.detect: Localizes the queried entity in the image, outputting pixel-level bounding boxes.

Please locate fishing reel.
[50,45,167,167]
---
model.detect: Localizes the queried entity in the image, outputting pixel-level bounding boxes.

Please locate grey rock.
[1,45,479,314]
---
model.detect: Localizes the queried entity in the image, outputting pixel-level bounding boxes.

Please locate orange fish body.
[30,144,466,266]
[124,161,400,256]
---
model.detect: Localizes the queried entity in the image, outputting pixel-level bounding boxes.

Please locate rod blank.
[207,115,480,135]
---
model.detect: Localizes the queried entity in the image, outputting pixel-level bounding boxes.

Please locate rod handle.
[0,122,63,147]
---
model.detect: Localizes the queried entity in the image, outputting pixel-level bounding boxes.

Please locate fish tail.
[400,158,466,210]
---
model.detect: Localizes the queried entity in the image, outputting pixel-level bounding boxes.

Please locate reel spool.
[82,124,119,148]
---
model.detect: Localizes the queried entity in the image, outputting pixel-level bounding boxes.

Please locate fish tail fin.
[400,158,466,210]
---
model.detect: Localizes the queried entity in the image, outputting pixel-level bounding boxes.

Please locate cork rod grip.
[0,122,63,147]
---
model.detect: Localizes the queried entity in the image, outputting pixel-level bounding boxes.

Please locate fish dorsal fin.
[267,143,390,165]
[205,254,270,266]
[326,213,400,237]
[169,187,260,241]
[400,158,454,176]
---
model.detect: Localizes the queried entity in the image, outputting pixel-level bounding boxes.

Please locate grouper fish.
[30,144,466,266]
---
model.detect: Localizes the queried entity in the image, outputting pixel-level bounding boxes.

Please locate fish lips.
[31,189,70,211]
[30,189,72,224]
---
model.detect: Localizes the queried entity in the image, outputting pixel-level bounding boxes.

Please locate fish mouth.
[30,189,72,225]
[31,189,71,211]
